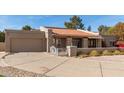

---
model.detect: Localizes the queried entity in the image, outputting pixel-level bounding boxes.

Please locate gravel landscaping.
[0,66,43,77]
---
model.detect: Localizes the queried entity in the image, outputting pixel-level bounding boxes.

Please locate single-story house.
[5,26,116,53]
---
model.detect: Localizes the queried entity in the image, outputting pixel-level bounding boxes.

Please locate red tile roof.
[45,27,98,37]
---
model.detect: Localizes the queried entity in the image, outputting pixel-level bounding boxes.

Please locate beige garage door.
[10,38,46,52]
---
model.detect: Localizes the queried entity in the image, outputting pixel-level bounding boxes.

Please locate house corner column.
[45,29,53,52]
[81,38,84,48]
[97,39,102,47]
[83,38,88,48]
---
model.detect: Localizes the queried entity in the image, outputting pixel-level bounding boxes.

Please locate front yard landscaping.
[78,49,124,58]
[0,66,43,77]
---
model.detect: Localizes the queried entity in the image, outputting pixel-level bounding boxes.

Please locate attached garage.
[10,38,46,52]
[5,30,47,52]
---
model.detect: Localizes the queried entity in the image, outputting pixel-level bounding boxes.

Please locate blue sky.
[1,15,124,32]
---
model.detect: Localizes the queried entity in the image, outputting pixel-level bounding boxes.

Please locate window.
[56,38,66,48]
[72,38,82,48]
[88,39,97,48]
[110,41,115,47]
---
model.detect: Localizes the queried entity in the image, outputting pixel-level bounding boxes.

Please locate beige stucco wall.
[102,35,117,47]
[5,30,46,52]
[67,46,77,57]
[97,39,102,47]
[0,42,5,51]
[77,47,118,54]
[82,38,88,48]
[40,28,53,52]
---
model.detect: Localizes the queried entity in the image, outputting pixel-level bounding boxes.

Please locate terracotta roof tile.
[48,28,97,37]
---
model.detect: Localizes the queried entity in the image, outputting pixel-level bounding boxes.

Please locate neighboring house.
[102,35,117,47]
[116,40,124,48]
[5,26,105,52]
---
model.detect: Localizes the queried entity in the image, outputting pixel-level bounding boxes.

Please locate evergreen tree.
[22,25,32,31]
[64,16,85,30]
[0,31,5,42]
[87,25,91,31]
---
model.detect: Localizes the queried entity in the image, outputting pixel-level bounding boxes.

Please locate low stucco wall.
[77,47,118,54]
[0,42,5,51]
[50,46,67,56]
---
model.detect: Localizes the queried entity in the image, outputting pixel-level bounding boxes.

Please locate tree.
[108,22,124,40]
[87,25,91,31]
[98,22,124,40]
[98,25,110,35]
[0,31,5,42]
[64,16,85,30]
[22,25,32,31]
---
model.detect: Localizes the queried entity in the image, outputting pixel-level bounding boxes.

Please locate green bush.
[113,50,121,55]
[89,50,100,56]
[0,32,5,42]
[102,50,112,56]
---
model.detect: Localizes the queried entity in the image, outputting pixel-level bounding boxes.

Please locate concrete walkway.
[46,56,124,77]
[1,52,124,77]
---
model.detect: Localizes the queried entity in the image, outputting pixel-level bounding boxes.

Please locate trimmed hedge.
[102,50,113,56]
[77,49,124,58]
[113,50,121,55]
[89,50,100,56]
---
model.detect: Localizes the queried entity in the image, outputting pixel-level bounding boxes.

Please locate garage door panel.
[11,38,46,52]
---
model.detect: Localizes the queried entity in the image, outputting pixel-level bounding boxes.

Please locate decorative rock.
[0,66,43,77]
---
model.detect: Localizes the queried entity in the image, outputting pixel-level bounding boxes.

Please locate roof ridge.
[44,26,77,30]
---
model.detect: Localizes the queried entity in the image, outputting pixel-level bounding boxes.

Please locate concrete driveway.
[1,52,124,77]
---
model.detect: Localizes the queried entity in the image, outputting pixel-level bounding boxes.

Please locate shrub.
[102,50,112,56]
[0,32,5,42]
[89,50,100,56]
[120,51,124,55]
[113,50,121,55]
[119,49,124,52]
